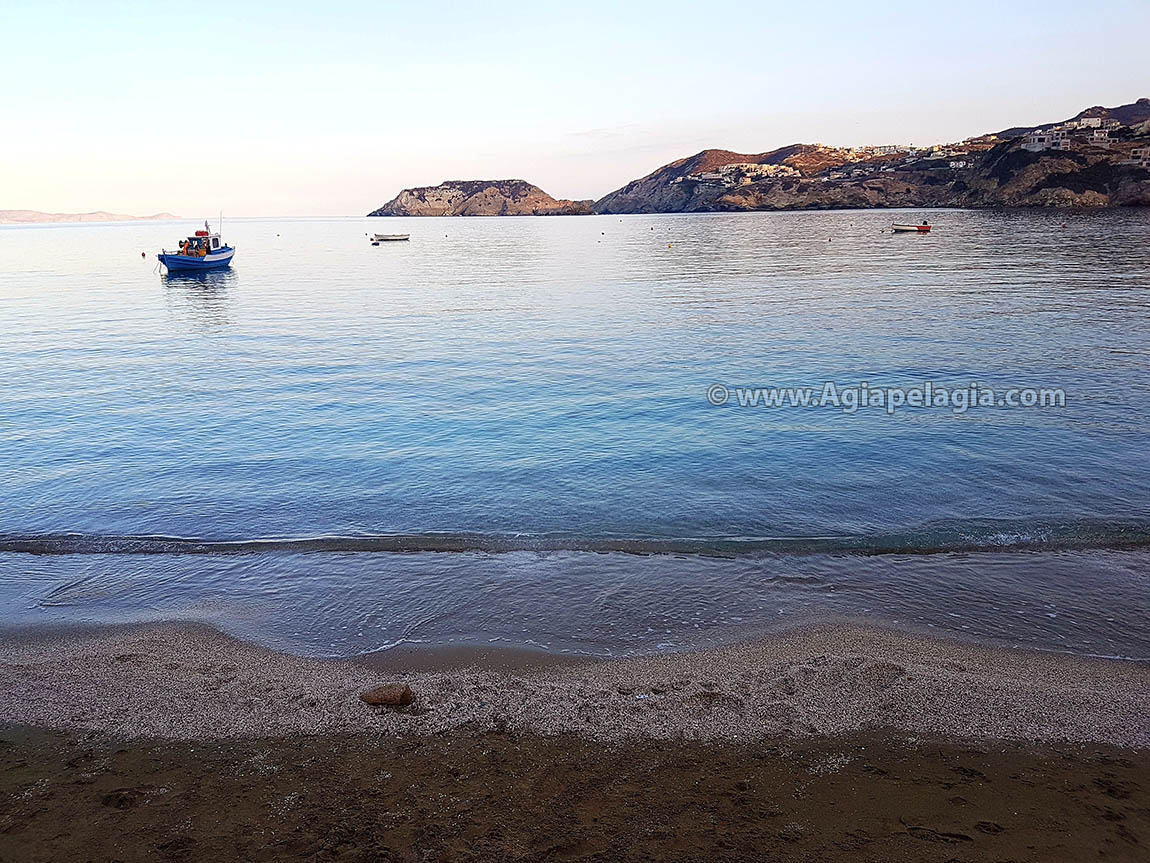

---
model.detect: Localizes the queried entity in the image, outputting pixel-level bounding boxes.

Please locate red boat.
[892,222,931,233]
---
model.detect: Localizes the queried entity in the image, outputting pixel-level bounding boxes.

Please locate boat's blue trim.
[157,247,235,272]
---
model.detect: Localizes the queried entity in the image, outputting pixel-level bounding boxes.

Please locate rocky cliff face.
[369,180,592,216]
[955,146,1150,207]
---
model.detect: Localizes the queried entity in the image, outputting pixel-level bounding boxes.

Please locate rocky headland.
[368,179,593,216]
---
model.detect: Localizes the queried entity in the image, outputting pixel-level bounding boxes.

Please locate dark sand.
[3,725,1147,862]
[1,621,1148,861]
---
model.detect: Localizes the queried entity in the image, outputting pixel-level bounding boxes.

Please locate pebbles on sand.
[1,621,1148,746]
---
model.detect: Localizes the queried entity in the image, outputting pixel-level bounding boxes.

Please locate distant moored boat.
[157,220,235,271]
[892,222,931,233]
[371,233,410,242]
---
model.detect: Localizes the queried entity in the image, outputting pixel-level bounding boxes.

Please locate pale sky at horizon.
[3,0,1148,216]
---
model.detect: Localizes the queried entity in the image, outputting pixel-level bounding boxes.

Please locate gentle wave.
[4,520,1150,556]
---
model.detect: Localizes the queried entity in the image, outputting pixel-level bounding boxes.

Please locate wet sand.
[3,725,1148,862]
[1,621,1148,861]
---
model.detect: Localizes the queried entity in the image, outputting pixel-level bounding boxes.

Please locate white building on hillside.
[1022,129,1068,152]
[1058,117,1103,131]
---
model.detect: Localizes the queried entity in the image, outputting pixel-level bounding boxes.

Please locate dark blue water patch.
[3,517,1150,556]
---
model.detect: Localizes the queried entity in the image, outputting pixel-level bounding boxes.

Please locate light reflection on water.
[161,269,238,330]
[1,211,1148,657]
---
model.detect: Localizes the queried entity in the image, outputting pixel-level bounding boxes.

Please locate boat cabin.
[178,229,222,257]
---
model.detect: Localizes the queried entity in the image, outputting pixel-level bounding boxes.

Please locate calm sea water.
[1,211,1148,657]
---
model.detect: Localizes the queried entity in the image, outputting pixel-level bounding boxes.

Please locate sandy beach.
[2,621,1148,744]
[2,622,1148,861]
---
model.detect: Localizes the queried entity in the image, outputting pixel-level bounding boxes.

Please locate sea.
[1,210,1148,659]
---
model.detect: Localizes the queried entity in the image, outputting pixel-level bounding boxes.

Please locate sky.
[2,0,1148,216]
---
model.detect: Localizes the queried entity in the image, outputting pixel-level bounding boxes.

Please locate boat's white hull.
[372,234,409,242]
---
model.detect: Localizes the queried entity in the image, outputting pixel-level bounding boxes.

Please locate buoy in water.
[141,252,146,258]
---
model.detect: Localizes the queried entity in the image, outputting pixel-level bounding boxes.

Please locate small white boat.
[371,233,410,242]
[892,223,931,233]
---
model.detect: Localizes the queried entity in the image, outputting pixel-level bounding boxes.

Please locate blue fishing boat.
[157,221,235,272]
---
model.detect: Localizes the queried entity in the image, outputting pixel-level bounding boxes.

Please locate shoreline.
[2,619,1147,747]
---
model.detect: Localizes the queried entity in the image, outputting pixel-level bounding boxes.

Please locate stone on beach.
[360,684,413,706]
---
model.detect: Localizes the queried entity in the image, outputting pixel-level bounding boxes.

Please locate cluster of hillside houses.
[1020,116,1150,166]
[678,142,981,187]
[673,120,1149,190]
[1023,118,1119,150]
[676,162,801,185]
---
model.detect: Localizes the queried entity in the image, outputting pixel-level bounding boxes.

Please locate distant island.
[0,210,179,225]
[370,98,1150,215]
[368,180,592,217]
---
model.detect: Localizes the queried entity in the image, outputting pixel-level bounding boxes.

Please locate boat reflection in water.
[161,267,237,330]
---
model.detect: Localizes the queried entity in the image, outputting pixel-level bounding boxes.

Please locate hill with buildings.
[594,99,1150,213]
[369,100,1150,216]
[996,98,1150,137]
[368,180,592,216]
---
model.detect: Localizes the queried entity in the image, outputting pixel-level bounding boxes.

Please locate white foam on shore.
[1,621,1147,746]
